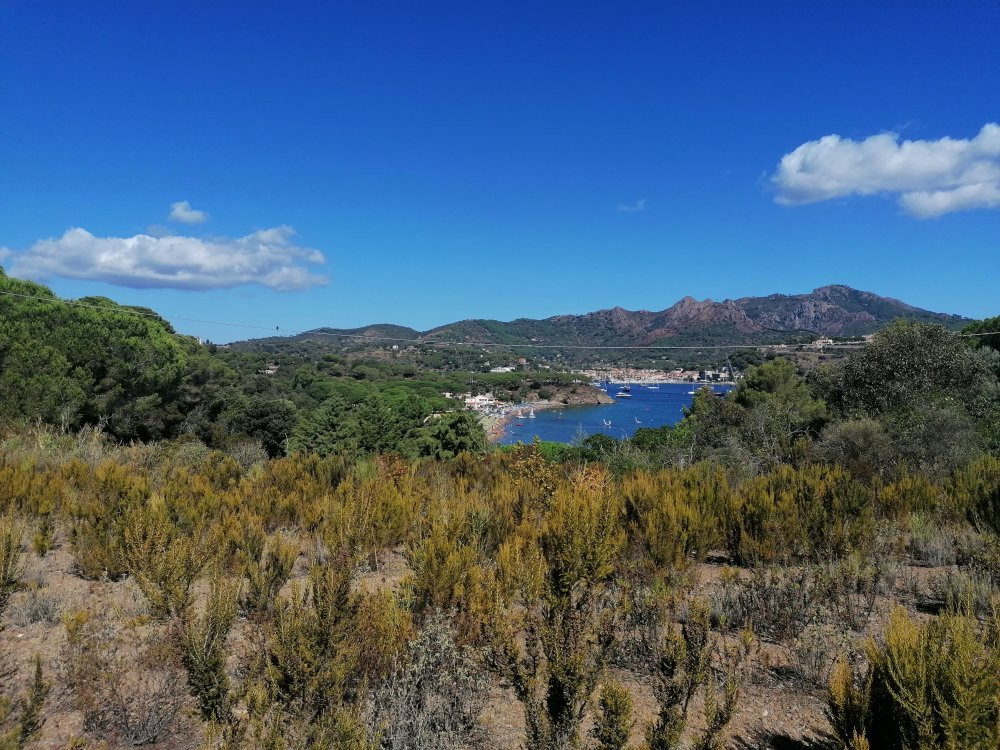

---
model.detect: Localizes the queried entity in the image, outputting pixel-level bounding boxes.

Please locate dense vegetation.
[0,275,998,749]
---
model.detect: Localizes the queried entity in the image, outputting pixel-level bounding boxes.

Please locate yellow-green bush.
[828,606,1000,749]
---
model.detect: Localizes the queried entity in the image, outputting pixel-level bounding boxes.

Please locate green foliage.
[17,656,49,748]
[592,681,634,750]
[240,534,298,617]
[828,321,1000,452]
[263,562,357,717]
[180,577,239,721]
[0,515,24,616]
[828,607,1000,749]
[647,601,739,750]
[226,395,298,457]
[733,358,827,428]
[0,272,238,443]
[123,500,215,618]
[954,453,1000,534]
[962,315,1000,353]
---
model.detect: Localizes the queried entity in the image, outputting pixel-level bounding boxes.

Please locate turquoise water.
[498,383,733,445]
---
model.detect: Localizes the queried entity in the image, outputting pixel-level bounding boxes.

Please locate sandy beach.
[481,399,565,443]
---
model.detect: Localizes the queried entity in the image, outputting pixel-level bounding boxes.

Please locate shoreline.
[482,381,735,443]
[482,399,566,443]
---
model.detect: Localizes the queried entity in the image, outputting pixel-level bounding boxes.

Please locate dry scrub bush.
[62,611,193,745]
[611,580,675,671]
[591,681,634,750]
[791,624,849,688]
[0,651,50,750]
[208,568,408,750]
[723,465,874,565]
[6,581,64,627]
[646,601,742,750]
[818,552,886,632]
[927,568,998,617]
[404,522,484,616]
[877,474,945,519]
[350,589,413,686]
[709,566,822,643]
[904,513,979,567]
[620,465,728,569]
[488,484,625,750]
[123,499,216,618]
[262,562,358,717]
[0,516,24,617]
[240,533,297,617]
[367,612,487,750]
[954,453,1000,534]
[68,460,149,580]
[179,576,239,721]
[827,606,1000,749]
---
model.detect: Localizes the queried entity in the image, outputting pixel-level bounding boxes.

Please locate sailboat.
[528,408,536,419]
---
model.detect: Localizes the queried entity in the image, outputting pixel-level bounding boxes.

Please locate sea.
[498,382,733,445]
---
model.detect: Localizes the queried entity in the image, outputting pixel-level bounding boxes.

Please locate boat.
[634,417,642,424]
[602,419,612,428]
[646,384,659,390]
[528,408,536,419]
[615,389,632,398]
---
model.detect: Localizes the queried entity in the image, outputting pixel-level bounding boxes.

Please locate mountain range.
[233,285,970,352]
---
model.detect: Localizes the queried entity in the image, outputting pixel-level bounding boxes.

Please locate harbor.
[492,382,734,444]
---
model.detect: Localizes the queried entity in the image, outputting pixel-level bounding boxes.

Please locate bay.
[497,382,733,445]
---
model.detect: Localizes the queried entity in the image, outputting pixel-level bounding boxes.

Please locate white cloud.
[771,123,1000,217]
[169,200,209,224]
[617,198,647,212]
[8,226,327,291]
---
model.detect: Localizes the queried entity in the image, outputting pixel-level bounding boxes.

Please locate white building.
[463,392,498,411]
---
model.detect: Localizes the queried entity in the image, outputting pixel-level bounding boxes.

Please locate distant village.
[575,366,739,385]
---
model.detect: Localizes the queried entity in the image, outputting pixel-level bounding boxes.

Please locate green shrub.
[0,515,25,616]
[592,681,634,750]
[827,606,1000,749]
[179,577,239,721]
[241,533,297,617]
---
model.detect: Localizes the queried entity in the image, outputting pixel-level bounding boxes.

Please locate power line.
[0,287,996,351]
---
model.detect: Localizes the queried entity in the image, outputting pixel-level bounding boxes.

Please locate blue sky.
[1,0,998,342]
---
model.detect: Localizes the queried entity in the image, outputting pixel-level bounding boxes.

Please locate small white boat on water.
[602,419,612,428]
[528,408,536,419]
[646,384,659,390]
[634,417,642,424]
